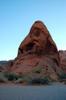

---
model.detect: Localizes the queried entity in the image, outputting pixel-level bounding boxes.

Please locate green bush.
[4,72,18,81]
[59,73,66,80]
[29,77,49,85]
[40,77,50,84]
[4,72,30,83]
[15,75,31,84]
[15,78,24,83]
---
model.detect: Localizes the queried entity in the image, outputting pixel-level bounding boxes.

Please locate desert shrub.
[40,77,50,84]
[30,78,41,84]
[15,78,24,83]
[15,75,32,84]
[29,77,49,85]
[4,72,18,81]
[59,73,66,80]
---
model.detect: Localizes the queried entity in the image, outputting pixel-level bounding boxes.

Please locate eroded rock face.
[59,50,66,73]
[18,21,59,64]
[10,21,61,80]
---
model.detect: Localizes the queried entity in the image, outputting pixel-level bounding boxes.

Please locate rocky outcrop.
[8,21,62,81]
[18,21,60,64]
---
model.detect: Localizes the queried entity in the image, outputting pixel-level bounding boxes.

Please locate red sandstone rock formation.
[9,21,62,80]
